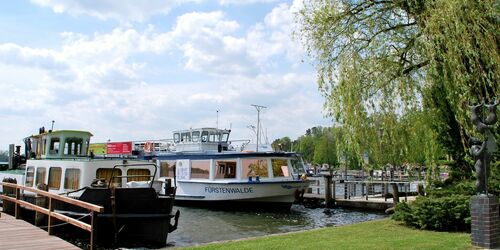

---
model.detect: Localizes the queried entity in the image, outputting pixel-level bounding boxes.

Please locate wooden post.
[324,175,333,207]
[332,180,336,203]
[405,183,408,202]
[366,182,369,200]
[35,183,48,226]
[90,211,97,250]
[15,187,20,219]
[48,197,54,235]
[384,182,388,201]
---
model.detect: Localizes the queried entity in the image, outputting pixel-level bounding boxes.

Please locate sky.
[0,0,331,150]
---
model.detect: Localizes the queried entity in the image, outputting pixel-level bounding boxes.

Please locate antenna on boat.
[216,109,219,129]
[51,120,55,131]
[251,104,267,152]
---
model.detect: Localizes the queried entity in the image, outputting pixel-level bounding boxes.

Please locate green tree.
[313,129,339,167]
[297,0,499,176]
[298,135,315,163]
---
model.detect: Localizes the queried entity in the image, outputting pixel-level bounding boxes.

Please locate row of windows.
[26,167,80,190]
[173,131,230,143]
[186,158,291,180]
[41,137,87,156]
[26,167,152,190]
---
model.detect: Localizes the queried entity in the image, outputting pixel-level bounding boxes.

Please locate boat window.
[190,160,210,179]
[64,137,84,156]
[96,168,122,187]
[215,160,236,179]
[221,132,229,142]
[48,167,62,190]
[209,131,220,142]
[290,157,305,175]
[35,167,47,185]
[192,131,200,142]
[160,160,176,177]
[201,131,209,142]
[85,140,90,155]
[127,169,151,182]
[64,169,80,190]
[25,166,35,187]
[181,132,191,142]
[42,139,47,155]
[242,159,268,178]
[49,137,60,154]
[271,159,290,177]
[173,133,180,143]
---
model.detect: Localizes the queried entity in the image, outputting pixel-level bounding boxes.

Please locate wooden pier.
[0,182,104,250]
[0,212,79,250]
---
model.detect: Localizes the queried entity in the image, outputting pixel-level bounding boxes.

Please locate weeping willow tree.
[296,0,499,177]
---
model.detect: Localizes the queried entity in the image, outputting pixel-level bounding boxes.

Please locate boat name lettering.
[205,187,254,194]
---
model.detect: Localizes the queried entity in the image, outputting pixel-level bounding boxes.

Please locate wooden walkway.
[0,212,79,250]
[303,193,417,210]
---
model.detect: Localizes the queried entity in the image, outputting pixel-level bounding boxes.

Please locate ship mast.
[251,104,267,152]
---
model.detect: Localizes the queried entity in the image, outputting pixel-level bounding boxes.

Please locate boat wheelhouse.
[144,128,310,210]
[0,129,179,248]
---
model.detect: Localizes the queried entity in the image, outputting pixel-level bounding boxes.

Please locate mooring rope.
[37,212,91,229]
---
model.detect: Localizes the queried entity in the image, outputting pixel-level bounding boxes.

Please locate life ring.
[144,141,153,153]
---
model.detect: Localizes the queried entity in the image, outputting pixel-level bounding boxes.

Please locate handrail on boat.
[0,182,103,250]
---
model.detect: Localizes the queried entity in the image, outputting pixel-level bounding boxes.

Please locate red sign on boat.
[107,141,133,155]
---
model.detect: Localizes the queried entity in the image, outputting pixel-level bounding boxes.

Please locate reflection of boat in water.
[0,129,179,248]
[141,128,310,211]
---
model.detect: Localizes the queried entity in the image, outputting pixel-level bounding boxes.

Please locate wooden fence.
[0,182,103,250]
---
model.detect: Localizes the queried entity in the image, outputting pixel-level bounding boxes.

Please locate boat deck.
[0,212,79,250]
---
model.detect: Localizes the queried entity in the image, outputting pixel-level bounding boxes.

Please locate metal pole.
[251,104,267,152]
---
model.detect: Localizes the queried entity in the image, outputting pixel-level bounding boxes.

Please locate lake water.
[165,205,387,248]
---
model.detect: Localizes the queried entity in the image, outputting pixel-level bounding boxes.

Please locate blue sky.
[0,0,331,149]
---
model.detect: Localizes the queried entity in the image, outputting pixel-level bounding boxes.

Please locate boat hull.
[174,180,308,210]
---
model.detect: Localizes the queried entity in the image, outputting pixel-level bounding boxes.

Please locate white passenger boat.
[142,128,310,210]
[0,129,179,248]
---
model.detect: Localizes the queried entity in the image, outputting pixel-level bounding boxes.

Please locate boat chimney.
[8,144,14,170]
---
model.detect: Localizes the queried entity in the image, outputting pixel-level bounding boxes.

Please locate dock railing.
[307,176,424,203]
[0,182,104,250]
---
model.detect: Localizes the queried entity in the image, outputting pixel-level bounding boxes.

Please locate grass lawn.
[182,218,471,250]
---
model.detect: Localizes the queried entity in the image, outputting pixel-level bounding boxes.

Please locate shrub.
[392,195,470,232]
[426,180,475,198]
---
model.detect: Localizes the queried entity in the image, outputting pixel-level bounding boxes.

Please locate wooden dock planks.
[0,212,79,250]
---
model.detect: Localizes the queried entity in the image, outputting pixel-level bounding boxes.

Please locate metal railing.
[0,182,104,250]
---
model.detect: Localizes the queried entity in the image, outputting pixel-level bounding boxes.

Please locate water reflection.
[166,205,386,247]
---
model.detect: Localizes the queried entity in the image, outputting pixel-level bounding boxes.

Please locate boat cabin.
[24,130,92,159]
[173,128,231,152]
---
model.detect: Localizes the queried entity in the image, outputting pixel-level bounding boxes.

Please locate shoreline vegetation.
[182,218,470,250]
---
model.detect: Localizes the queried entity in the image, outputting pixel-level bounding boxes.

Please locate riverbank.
[182,218,470,250]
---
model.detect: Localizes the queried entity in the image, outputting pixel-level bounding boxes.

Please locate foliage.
[425,181,475,198]
[271,136,292,152]
[392,195,471,232]
[298,135,315,163]
[187,219,470,250]
[313,129,339,168]
[296,0,499,180]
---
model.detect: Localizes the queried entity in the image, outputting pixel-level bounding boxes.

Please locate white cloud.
[0,2,331,150]
[31,0,192,22]
[218,0,278,5]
